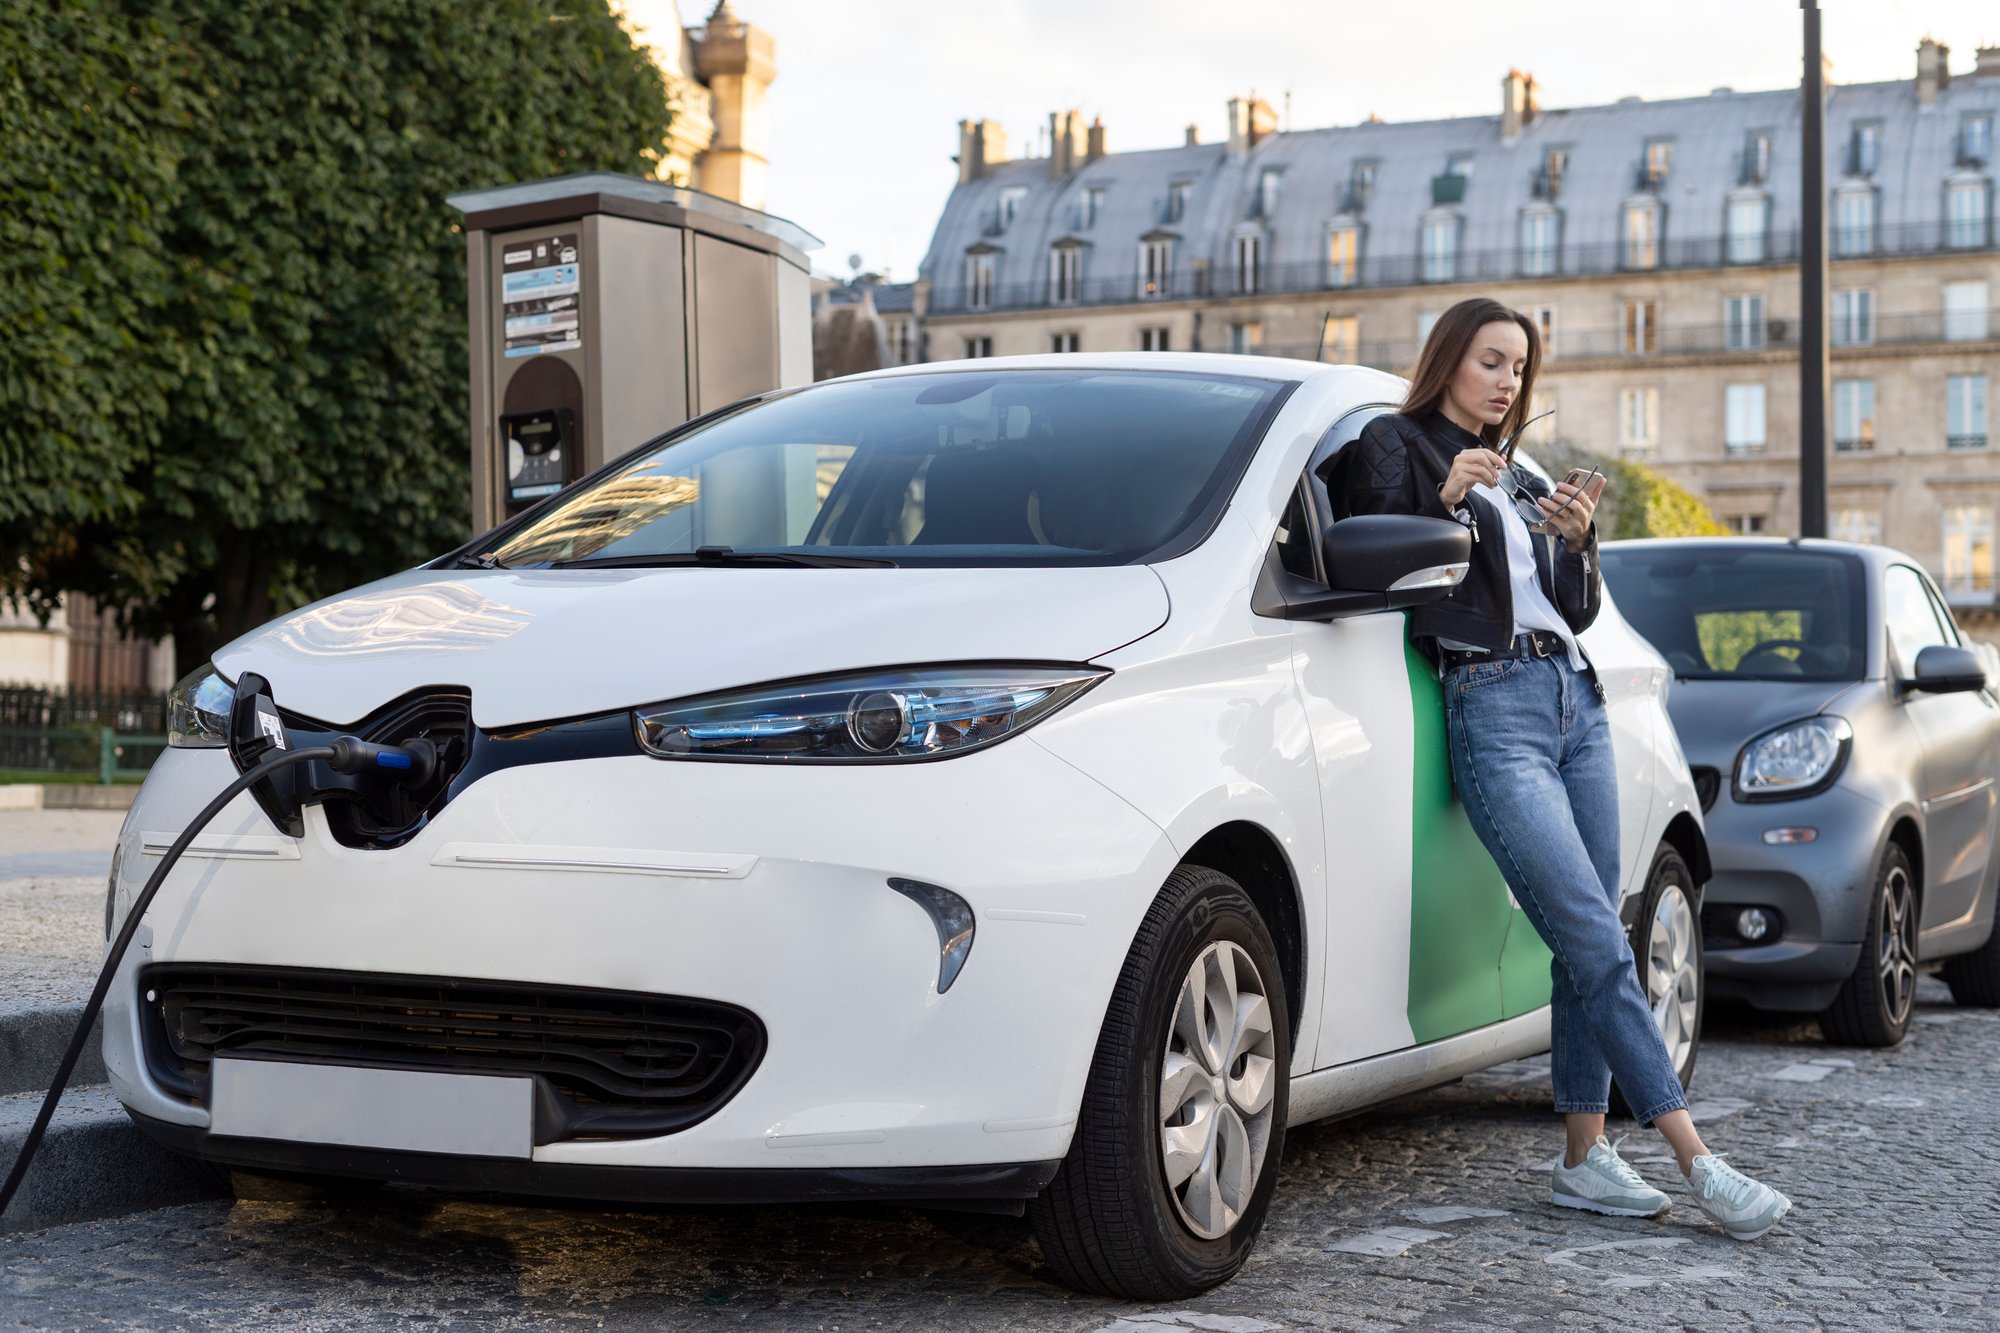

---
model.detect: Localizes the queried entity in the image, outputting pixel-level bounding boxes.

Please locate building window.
[1851,122,1881,175]
[1949,374,1989,450]
[1944,506,1996,602]
[1051,245,1082,304]
[1228,322,1262,355]
[1834,378,1876,451]
[1725,514,1768,535]
[1832,188,1875,256]
[1726,194,1768,264]
[1417,310,1442,345]
[1966,115,1995,165]
[1167,181,1191,224]
[1945,281,1990,342]
[1533,306,1557,359]
[1623,201,1660,269]
[1422,213,1459,282]
[966,252,995,310]
[1947,179,1990,250]
[1140,238,1172,299]
[1541,148,1569,196]
[1327,223,1358,287]
[1725,294,1765,351]
[1831,509,1880,545]
[1644,140,1673,186]
[1234,232,1263,294]
[1745,131,1773,183]
[1725,384,1767,455]
[1258,168,1283,218]
[1832,288,1874,346]
[1520,209,1558,277]
[1140,326,1170,352]
[998,186,1027,228]
[962,335,993,359]
[1320,315,1359,363]
[1350,160,1377,206]
[1051,332,1080,354]
[886,318,915,365]
[1619,387,1659,454]
[1623,299,1658,355]
[1082,188,1104,229]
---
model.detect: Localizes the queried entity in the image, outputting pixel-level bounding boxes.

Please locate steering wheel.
[1736,638,1811,671]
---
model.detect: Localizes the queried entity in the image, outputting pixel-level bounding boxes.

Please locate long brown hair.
[1400,297,1542,448]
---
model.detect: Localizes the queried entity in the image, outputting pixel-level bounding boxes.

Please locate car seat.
[912,447,1042,546]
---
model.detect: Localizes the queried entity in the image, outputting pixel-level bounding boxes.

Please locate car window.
[1272,484,1319,580]
[488,369,1291,569]
[1598,546,1866,680]
[1918,574,1964,649]
[1883,564,1953,673]
[1306,402,1397,522]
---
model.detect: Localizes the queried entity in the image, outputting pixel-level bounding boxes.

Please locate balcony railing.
[927,219,1995,315]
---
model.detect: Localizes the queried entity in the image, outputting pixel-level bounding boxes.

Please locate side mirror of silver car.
[1908,644,1989,695]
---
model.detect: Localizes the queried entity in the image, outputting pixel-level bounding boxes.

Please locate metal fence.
[0,686,171,783]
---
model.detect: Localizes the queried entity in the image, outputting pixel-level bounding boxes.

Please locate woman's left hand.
[1538,484,1596,553]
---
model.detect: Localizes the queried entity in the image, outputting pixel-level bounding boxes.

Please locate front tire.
[1819,842,1918,1046]
[1028,865,1290,1300]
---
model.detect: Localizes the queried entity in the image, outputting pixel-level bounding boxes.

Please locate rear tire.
[1028,865,1290,1300]
[1611,843,1702,1116]
[1819,843,1918,1047]
[1941,916,2000,1007]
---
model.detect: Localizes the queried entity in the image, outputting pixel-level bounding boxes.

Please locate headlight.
[166,665,234,748]
[634,664,1108,762]
[1734,716,1852,801]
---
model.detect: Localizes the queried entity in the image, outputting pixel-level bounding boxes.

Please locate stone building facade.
[909,41,2000,614]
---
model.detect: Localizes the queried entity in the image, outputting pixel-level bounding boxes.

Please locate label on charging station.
[501,232,581,359]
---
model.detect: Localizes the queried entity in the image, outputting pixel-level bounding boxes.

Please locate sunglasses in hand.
[1490,411,1605,534]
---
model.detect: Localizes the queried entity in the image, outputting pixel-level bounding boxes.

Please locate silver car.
[1601,538,2000,1046]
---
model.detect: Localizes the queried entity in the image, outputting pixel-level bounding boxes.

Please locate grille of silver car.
[140,965,765,1142]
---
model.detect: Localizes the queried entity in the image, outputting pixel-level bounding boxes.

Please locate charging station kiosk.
[449,173,819,532]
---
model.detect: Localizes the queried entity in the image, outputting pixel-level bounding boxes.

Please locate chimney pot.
[1976,45,2000,77]
[1086,116,1107,163]
[1501,69,1538,139]
[1185,123,1200,147]
[1917,36,1952,106]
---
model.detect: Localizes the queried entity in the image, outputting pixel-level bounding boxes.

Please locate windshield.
[486,368,1290,569]
[1599,545,1867,681]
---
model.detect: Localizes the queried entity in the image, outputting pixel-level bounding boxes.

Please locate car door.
[1883,563,2000,940]
[1291,404,1521,1068]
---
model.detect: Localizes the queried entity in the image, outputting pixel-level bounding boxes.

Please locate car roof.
[1603,535,1925,573]
[821,351,1408,399]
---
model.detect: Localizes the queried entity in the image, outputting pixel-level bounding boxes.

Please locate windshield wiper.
[453,552,507,570]
[552,545,895,570]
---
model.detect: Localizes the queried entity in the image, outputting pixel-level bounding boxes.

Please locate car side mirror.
[1252,513,1471,622]
[1908,644,1989,695]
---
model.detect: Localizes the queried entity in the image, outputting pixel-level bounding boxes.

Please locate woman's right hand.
[1440,448,1507,508]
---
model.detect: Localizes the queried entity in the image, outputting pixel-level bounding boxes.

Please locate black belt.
[1439,630,1569,670]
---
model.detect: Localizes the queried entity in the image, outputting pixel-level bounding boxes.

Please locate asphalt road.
[3,972,1995,1331]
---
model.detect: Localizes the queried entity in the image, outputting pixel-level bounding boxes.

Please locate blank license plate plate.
[208,1059,534,1159]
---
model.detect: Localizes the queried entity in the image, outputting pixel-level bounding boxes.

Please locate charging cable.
[0,734,437,1219]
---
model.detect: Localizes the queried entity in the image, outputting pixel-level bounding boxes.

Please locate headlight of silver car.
[634,665,1108,762]
[166,665,234,748]
[1735,716,1852,801]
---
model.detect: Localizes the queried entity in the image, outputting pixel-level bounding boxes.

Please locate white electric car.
[107,355,1708,1298]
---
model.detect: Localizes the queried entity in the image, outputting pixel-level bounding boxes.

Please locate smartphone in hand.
[1561,467,1610,504]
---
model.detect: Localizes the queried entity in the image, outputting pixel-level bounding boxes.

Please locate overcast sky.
[624,0,1998,281]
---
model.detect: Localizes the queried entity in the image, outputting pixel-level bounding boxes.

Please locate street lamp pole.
[1799,0,1829,537]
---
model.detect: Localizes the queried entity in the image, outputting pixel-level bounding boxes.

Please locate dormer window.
[1446,152,1475,182]
[1851,122,1881,176]
[1966,115,1995,166]
[1082,187,1104,229]
[1539,148,1569,198]
[1258,169,1283,218]
[1167,181,1192,223]
[1622,198,1661,270]
[998,186,1028,228]
[1743,131,1773,184]
[1350,160,1377,208]
[1643,140,1672,187]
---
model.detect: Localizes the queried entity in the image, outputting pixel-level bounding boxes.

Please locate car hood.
[214,565,1172,729]
[1665,678,1871,767]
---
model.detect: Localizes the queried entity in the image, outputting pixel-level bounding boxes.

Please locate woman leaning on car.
[1328,296,1791,1241]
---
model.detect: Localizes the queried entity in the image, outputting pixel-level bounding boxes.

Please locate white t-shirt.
[1454,480,1586,670]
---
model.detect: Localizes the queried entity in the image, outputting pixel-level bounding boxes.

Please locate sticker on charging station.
[501,233,581,359]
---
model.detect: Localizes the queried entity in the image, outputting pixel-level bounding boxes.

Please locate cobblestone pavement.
[3,975,1995,1331]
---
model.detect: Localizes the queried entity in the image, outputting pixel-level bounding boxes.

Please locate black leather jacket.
[1321,410,1602,657]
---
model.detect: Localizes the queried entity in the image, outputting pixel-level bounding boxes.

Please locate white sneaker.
[1550,1134,1672,1218]
[1685,1153,1792,1240]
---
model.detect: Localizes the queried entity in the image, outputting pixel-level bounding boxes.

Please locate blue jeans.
[1443,650,1688,1126]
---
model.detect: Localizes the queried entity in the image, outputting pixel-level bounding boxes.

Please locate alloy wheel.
[1158,940,1277,1241]
[1877,865,1919,1027]
[1647,882,1700,1074]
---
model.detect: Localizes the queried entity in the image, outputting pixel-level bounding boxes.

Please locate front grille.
[141,966,765,1142]
[1691,766,1721,813]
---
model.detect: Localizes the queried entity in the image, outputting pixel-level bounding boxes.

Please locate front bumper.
[1693,781,1883,1003]
[103,739,1178,1186]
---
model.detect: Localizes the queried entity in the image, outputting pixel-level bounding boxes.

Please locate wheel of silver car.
[1821,842,1918,1047]
[1646,875,1701,1078]
[1158,940,1278,1241]
[1029,864,1290,1300]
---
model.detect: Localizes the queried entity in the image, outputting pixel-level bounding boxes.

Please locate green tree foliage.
[1524,439,1728,542]
[2,0,672,676]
